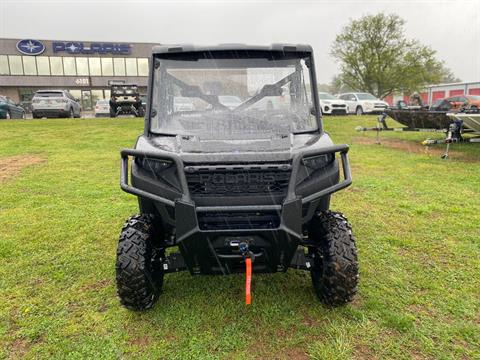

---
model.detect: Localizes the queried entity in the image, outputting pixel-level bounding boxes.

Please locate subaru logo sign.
[16,39,46,56]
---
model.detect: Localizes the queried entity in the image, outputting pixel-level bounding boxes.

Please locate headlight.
[323,100,331,104]
[302,153,334,170]
[136,157,172,173]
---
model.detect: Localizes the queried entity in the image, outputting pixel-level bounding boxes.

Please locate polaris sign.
[16,39,46,56]
[52,42,131,55]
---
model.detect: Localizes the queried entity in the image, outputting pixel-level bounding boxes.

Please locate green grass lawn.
[0,116,479,359]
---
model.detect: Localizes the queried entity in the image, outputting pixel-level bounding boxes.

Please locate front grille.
[198,211,280,230]
[332,104,346,108]
[184,163,291,197]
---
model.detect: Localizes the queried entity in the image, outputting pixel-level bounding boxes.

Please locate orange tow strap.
[245,257,252,305]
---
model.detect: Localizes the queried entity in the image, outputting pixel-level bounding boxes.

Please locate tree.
[439,67,461,84]
[316,82,332,93]
[328,75,353,95]
[331,14,458,98]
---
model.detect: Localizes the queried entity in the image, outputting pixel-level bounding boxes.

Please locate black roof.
[152,43,313,54]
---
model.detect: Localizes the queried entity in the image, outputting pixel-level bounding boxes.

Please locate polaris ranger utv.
[117,44,358,310]
[109,84,144,117]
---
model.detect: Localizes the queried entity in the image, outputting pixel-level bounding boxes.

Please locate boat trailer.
[356,112,480,159]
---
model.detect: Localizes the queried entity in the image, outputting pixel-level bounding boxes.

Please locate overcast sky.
[1,0,479,83]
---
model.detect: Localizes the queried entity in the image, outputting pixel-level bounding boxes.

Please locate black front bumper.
[173,198,303,274]
[120,145,352,275]
[33,109,69,118]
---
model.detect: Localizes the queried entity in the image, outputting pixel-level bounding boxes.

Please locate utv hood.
[137,132,334,162]
[176,134,292,153]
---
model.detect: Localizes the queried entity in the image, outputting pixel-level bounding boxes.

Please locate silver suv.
[32,90,81,118]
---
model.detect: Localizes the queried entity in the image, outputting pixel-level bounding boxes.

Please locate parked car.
[31,90,81,118]
[173,97,195,112]
[95,99,110,117]
[0,95,26,119]
[434,95,480,111]
[445,95,480,110]
[318,92,348,115]
[338,92,388,115]
[429,99,452,111]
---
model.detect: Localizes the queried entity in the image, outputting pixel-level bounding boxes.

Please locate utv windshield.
[150,50,318,138]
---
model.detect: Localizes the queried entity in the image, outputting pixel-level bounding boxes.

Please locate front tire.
[116,214,164,311]
[356,106,364,116]
[308,211,359,306]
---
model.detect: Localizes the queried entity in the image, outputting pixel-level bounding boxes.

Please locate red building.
[384,81,480,106]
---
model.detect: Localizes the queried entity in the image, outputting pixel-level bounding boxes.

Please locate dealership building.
[0,38,158,111]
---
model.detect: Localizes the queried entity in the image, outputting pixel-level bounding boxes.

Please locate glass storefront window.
[0,56,150,77]
[37,57,50,75]
[69,90,81,101]
[0,55,9,75]
[22,56,37,75]
[63,57,76,76]
[89,58,101,76]
[138,58,148,76]
[8,55,23,75]
[19,88,36,103]
[76,58,89,76]
[125,58,137,76]
[91,89,104,103]
[101,58,113,76]
[50,57,64,75]
[113,58,125,76]
[104,89,111,99]
[81,90,93,110]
